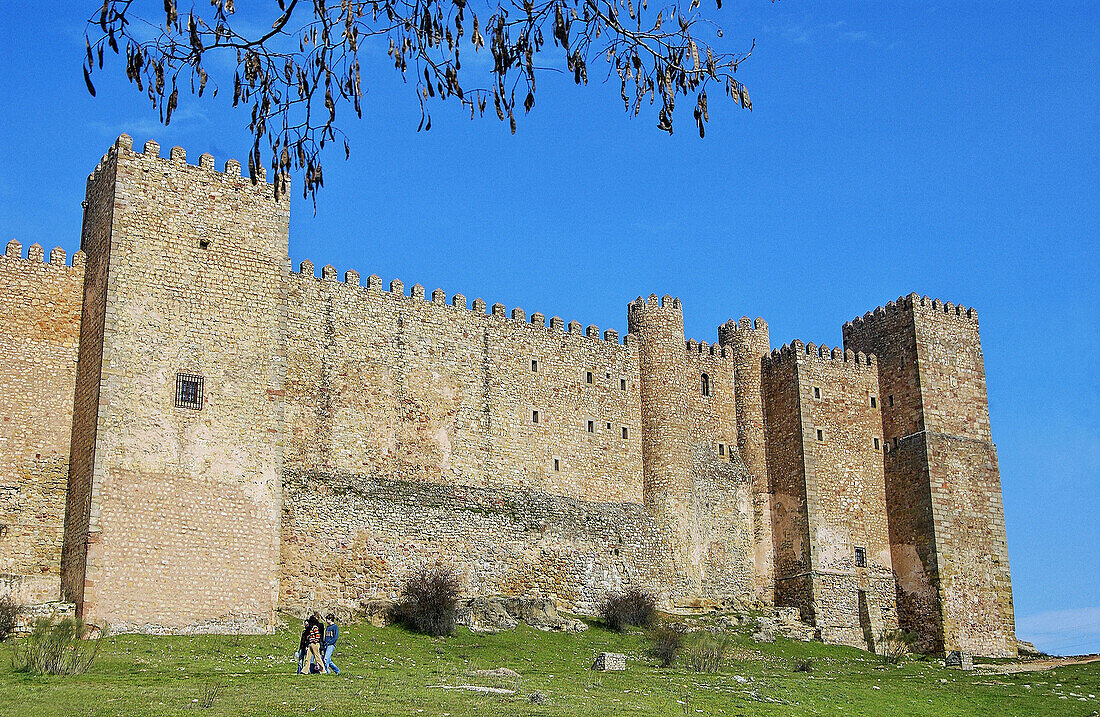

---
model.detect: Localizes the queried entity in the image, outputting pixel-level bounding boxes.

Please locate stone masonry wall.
[68,136,289,633]
[762,348,812,618]
[0,243,84,604]
[845,294,1015,657]
[843,300,943,650]
[719,317,775,605]
[281,281,754,610]
[774,342,897,649]
[284,268,643,503]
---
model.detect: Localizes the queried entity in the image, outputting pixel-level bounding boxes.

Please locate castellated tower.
[719,317,775,606]
[844,295,1016,657]
[762,342,898,650]
[628,295,754,604]
[60,135,289,633]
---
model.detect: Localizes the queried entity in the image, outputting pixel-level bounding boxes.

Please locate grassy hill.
[2,617,1097,716]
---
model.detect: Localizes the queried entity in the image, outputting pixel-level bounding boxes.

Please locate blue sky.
[0,2,1096,654]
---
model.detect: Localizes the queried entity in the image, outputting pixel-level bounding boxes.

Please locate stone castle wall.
[0,243,84,604]
[763,342,897,649]
[0,136,1015,656]
[844,296,1016,657]
[62,137,289,633]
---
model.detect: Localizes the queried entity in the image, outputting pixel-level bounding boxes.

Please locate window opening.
[531,359,538,372]
[854,546,867,567]
[621,427,629,439]
[532,410,539,424]
[701,373,710,397]
[587,420,594,433]
[816,429,824,442]
[175,373,204,410]
[586,371,593,384]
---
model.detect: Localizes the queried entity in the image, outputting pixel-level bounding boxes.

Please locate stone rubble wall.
[0,243,85,604]
[63,136,288,634]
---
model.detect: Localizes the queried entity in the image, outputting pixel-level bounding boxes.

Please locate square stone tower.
[60,136,289,632]
[762,342,898,649]
[844,295,1015,657]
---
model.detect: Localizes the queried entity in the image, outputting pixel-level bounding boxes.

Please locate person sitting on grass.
[323,613,340,675]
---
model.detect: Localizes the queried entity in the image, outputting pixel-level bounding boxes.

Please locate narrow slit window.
[531,359,538,372]
[870,395,877,408]
[587,420,594,433]
[606,422,612,430]
[874,437,881,450]
[854,546,866,567]
[816,429,824,442]
[701,373,710,397]
[718,443,725,455]
[620,378,627,391]
[888,394,894,407]
[553,458,560,472]
[621,426,629,439]
[586,371,593,384]
[174,373,204,410]
[813,386,821,400]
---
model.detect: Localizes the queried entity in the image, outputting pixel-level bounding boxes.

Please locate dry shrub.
[683,633,731,673]
[600,587,657,632]
[877,628,917,666]
[793,657,814,673]
[14,617,101,675]
[0,595,21,642]
[649,624,683,667]
[399,565,461,637]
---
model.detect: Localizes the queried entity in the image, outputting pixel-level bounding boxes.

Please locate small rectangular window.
[587,420,594,433]
[531,410,539,424]
[888,394,894,407]
[620,378,627,391]
[813,386,821,400]
[874,437,881,450]
[893,437,899,449]
[553,458,560,472]
[816,429,824,442]
[718,443,725,455]
[854,546,866,567]
[606,422,612,430]
[621,426,629,439]
[175,373,204,410]
[606,372,611,379]
[531,359,538,372]
[586,371,593,384]
[870,396,877,408]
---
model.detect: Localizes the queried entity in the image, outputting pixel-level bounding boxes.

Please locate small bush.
[0,594,22,641]
[649,624,683,668]
[683,633,731,673]
[600,587,657,632]
[13,617,101,675]
[876,628,917,666]
[398,565,461,637]
[793,657,814,673]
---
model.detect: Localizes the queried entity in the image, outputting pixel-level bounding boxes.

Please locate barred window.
[175,373,204,410]
[854,546,867,568]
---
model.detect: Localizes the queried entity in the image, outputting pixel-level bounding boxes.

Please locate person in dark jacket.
[301,613,328,675]
[323,613,340,675]
[295,618,310,674]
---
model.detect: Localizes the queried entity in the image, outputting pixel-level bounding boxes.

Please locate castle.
[0,135,1016,657]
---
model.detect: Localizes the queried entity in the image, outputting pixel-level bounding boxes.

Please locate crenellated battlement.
[685,338,732,359]
[765,339,876,371]
[100,134,275,192]
[844,293,978,335]
[2,240,85,271]
[290,260,636,348]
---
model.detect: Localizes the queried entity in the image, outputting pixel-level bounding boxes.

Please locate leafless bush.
[0,595,21,642]
[13,617,101,675]
[600,587,657,632]
[399,565,461,637]
[649,623,683,667]
[683,633,731,673]
[877,628,917,666]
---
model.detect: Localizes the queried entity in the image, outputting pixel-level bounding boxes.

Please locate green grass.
[2,618,1098,716]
